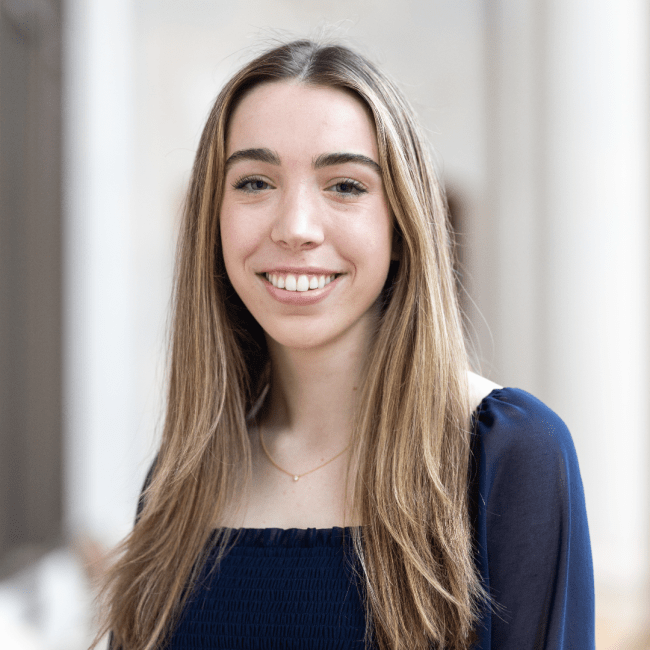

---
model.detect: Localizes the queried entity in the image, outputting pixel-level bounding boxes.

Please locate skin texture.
[219,81,395,528]
[220,81,394,355]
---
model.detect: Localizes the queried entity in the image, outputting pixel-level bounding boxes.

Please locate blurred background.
[0,0,648,647]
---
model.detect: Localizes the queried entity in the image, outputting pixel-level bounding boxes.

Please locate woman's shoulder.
[470,378,579,479]
[468,387,594,646]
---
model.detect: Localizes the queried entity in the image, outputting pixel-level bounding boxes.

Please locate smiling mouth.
[263,272,340,292]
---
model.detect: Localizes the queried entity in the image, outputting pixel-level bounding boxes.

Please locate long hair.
[93,40,486,650]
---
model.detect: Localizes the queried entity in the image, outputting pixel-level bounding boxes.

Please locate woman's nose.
[270,185,324,250]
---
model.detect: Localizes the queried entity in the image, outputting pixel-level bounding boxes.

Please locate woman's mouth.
[263,272,339,292]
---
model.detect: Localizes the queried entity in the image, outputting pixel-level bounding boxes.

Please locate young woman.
[96,40,594,650]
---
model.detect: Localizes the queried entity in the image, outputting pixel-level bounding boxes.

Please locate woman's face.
[220,81,394,353]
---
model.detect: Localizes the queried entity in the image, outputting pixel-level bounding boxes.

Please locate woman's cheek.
[221,207,257,265]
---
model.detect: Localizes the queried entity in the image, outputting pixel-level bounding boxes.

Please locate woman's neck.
[225,314,376,530]
[261,319,373,454]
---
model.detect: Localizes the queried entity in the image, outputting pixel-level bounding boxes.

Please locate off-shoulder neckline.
[216,387,514,536]
[211,525,357,545]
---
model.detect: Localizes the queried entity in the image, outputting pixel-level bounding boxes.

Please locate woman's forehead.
[225,81,379,163]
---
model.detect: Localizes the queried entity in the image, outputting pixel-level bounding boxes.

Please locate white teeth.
[265,273,338,291]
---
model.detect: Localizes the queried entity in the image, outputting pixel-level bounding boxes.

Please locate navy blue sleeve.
[471,388,595,649]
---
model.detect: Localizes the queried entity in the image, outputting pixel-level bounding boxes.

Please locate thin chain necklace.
[257,422,351,482]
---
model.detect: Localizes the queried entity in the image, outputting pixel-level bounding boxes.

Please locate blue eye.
[234,177,271,193]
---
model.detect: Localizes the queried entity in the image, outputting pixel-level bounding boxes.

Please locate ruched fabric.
[170,527,365,649]
[137,388,594,649]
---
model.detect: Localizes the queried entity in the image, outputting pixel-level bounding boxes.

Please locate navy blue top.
[129,388,595,649]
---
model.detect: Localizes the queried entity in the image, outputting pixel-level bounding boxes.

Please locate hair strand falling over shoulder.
[92,39,488,650]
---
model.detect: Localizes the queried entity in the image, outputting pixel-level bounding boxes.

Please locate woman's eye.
[233,177,272,193]
[329,179,367,196]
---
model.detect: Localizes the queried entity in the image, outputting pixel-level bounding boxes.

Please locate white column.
[63,0,144,546]
[481,0,547,391]
[482,0,650,634]
[543,0,650,627]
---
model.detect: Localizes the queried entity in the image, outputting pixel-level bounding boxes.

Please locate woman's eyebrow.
[225,148,281,169]
[313,152,382,173]
[224,148,382,174]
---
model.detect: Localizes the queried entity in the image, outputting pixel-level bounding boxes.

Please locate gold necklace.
[257,422,351,482]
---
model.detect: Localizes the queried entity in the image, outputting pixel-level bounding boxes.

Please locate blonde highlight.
[92,39,487,650]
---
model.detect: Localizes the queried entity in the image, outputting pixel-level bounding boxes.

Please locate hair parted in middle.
[94,39,488,650]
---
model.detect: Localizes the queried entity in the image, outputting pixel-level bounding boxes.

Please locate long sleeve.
[470,388,595,649]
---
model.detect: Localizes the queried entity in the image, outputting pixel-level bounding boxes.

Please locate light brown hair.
[93,39,487,650]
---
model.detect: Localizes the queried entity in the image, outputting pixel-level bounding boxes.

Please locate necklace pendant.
[293,475,300,482]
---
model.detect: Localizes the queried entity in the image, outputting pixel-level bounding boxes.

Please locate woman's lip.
[260,273,342,305]
[258,267,341,275]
